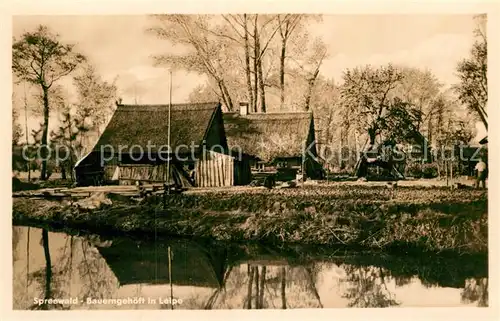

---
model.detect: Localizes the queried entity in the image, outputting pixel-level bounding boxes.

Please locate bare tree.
[73,64,118,151]
[149,15,236,111]
[454,14,488,130]
[12,25,86,180]
[339,64,403,149]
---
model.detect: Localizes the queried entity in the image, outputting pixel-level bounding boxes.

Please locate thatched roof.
[223,112,314,161]
[97,239,227,288]
[93,102,222,154]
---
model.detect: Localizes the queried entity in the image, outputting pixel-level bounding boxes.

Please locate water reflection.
[12,226,488,309]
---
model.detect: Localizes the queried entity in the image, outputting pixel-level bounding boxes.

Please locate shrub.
[406,162,422,178]
[421,163,439,178]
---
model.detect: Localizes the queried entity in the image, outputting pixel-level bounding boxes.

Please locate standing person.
[475,157,488,189]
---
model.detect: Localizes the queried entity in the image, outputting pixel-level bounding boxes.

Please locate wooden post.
[445,160,449,187]
[450,160,453,187]
[230,158,234,186]
[216,155,222,187]
[225,157,229,186]
[166,71,172,195]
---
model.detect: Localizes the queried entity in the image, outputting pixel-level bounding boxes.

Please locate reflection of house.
[223,102,323,180]
[74,102,251,187]
[96,239,228,288]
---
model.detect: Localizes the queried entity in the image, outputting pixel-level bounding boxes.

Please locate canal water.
[12,225,488,309]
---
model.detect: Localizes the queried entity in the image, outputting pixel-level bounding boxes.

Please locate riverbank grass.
[12,185,487,254]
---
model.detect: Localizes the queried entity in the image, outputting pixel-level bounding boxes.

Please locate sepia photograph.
[9,9,490,311]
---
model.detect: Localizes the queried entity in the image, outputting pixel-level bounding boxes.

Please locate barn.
[74,102,251,187]
[223,103,323,180]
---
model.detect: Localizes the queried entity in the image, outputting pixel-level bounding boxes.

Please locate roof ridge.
[224,111,312,114]
[116,103,220,112]
[118,102,220,107]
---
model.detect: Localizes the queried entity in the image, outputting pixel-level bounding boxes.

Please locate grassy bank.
[12,185,488,255]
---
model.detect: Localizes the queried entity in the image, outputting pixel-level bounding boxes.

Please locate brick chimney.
[239,102,249,116]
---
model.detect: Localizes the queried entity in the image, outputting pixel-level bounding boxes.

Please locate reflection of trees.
[340,266,400,308]
[281,267,286,309]
[393,275,412,287]
[204,266,234,309]
[12,226,21,262]
[280,264,323,309]
[52,235,76,301]
[26,232,117,310]
[40,229,53,309]
[304,266,323,308]
[226,263,323,309]
[12,226,30,309]
[461,278,488,307]
[246,265,254,308]
[30,229,61,310]
[17,228,490,310]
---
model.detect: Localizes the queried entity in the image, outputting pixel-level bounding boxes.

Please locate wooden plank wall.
[195,151,234,187]
[117,163,194,187]
[119,164,168,182]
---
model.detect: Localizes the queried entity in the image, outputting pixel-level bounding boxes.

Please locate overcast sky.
[12,14,485,140]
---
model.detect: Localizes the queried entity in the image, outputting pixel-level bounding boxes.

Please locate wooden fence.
[195,151,234,187]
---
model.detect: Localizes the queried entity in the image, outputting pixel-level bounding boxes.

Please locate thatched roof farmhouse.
[223,103,323,179]
[75,102,250,187]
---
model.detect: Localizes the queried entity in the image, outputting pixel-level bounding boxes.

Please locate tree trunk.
[368,128,377,150]
[304,69,320,111]
[253,15,259,113]
[475,105,488,130]
[280,267,286,309]
[41,229,52,310]
[220,81,234,111]
[340,127,346,169]
[40,86,50,180]
[67,116,75,182]
[427,117,433,160]
[217,80,233,112]
[243,14,254,112]
[24,87,31,181]
[445,160,449,186]
[258,54,266,113]
[280,37,286,110]
[304,79,314,112]
[450,160,453,185]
